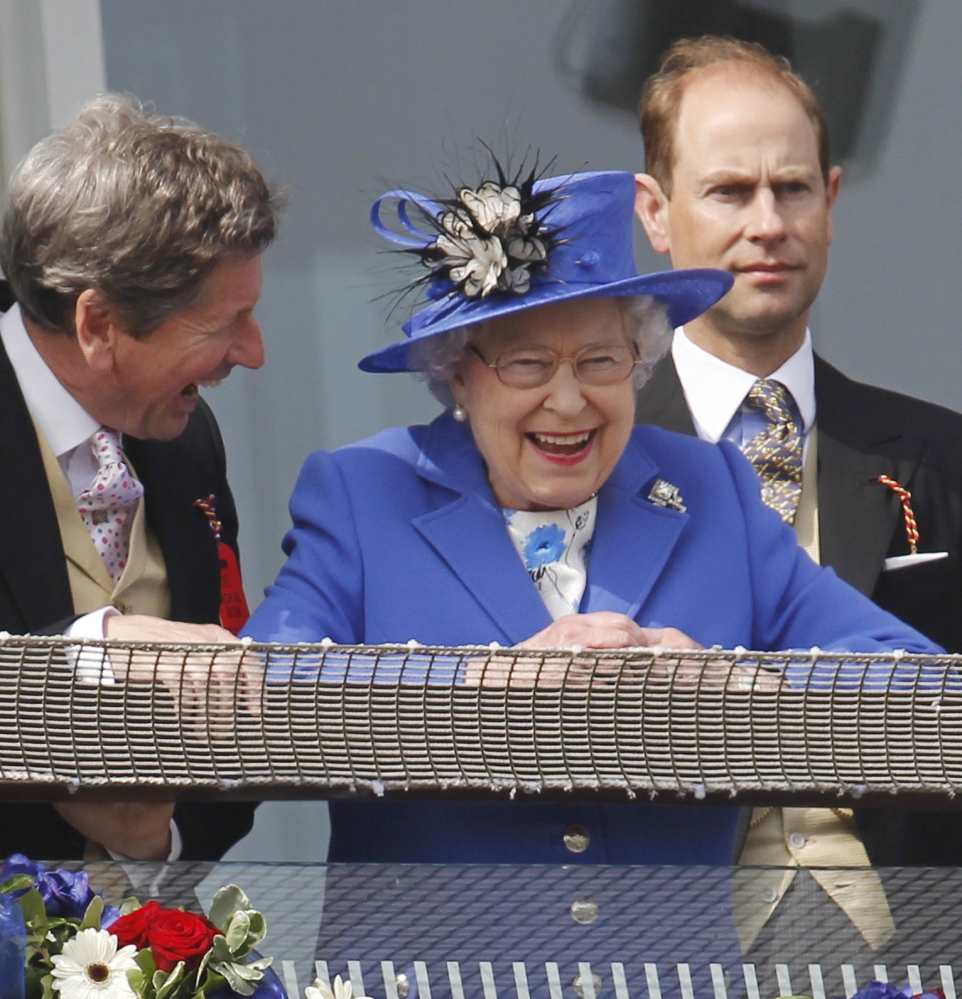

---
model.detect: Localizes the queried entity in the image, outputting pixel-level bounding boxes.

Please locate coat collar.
[0,336,75,629]
[814,356,918,594]
[410,413,688,642]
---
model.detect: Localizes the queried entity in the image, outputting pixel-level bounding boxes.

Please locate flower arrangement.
[785,984,944,999]
[0,855,284,999]
[416,160,559,301]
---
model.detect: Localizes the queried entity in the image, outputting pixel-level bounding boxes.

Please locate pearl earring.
[452,404,468,422]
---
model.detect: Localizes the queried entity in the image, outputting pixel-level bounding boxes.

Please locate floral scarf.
[502,496,597,620]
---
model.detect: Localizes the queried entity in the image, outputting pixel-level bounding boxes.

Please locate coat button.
[570,896,600,924]
[563,824,590,853]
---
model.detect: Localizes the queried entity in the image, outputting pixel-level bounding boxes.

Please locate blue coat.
[245,412,940,864]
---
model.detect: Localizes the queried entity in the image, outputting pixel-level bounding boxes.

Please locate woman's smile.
[450,297,636,511]
[526,429,597,463]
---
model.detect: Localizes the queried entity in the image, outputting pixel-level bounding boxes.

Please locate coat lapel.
[635,354,697,436]
[411,417,551,645]
[582,434,689,617]
[124,433,221,624]
[815,356,917,595]
[413,417,690,635]
[0,338,74,629]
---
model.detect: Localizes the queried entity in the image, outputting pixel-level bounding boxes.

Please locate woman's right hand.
[518,613,701,651]
[464,613,704,688]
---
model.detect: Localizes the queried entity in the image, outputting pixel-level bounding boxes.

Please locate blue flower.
[0,854,119,924]
[847,982,944,999]
[522,524,566,568]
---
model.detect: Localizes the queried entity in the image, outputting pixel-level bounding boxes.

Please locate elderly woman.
[0,94,276,860]
[245,168,937,864]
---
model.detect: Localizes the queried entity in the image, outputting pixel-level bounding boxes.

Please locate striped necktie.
[740,379,803,524]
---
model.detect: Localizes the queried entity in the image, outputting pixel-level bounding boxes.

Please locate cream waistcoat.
[737,425,895,953]
[34,420,171,619]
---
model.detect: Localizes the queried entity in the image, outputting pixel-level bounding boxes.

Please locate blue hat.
[359,169,732,374]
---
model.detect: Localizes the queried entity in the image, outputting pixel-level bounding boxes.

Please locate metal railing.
[1,636,960,806]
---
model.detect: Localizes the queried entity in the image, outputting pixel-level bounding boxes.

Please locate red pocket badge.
[194,494,250,634]
[217,540,250,634]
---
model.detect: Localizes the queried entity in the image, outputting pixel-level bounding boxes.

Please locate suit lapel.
[412,418,551,645]
[124,433,220,624]
[0,339,74,629]
[635,354,697,436]
[582,434,689,617]
[815,356,918,595]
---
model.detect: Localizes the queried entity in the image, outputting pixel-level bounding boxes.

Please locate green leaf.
[120,896,142,915]
[208,935,234,965]
[155,962,186,999]
[208,884,251,930]
[209,960,260,996]
[0,873,35,894]
[80,894,104,930]
[135,947,157,977]
[224,909,250,951]
[244,910,267,949]
[17,888,48,931]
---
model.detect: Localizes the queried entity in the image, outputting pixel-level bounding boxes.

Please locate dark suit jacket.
[0,295,255,860]
[637,352,962,864]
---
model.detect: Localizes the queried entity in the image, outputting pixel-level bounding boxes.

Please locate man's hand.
[103,615,264,738]
[53,802,174,860]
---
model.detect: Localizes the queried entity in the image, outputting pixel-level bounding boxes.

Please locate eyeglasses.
[469,342,640,389]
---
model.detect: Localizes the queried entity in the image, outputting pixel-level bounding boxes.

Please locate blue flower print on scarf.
[522,524,567,569]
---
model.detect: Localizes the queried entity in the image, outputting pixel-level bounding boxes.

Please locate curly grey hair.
[0,93,281,337]
[410,295,672,408]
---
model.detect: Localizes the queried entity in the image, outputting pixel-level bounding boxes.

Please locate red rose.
[109,899,161,950]
[110,901,220,973]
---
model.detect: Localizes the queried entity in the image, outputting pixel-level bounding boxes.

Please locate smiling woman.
[243,160,941,866]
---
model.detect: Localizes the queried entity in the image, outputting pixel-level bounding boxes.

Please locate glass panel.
[66,861,962,999]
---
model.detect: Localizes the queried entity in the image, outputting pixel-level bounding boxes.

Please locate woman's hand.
[519,613,703,651]
[464,614,703,687]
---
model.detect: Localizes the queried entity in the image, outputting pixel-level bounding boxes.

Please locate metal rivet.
[395,973,411,998]
[760,886,778,903]
[563,824,590,853]
[789,832,806,849]
[570,896,600,924]
[573,971,603,998]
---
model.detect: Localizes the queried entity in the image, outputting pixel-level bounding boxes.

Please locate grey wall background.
[99,0,962,860]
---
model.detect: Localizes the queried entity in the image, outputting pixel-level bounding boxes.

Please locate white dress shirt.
[0,304,182,861]
[671,325,816,446]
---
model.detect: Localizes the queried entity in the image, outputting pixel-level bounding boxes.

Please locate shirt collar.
[671,326,816,443]
[0,304,100,457]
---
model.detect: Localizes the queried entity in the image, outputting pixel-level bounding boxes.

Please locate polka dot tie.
[76,429,145,584]
[740,379,804,524]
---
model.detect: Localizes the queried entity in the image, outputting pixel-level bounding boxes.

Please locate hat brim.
[359,267,733,373]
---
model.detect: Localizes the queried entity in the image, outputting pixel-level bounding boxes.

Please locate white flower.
[434,222,507,299]
[459,182,521,234]
[306,975,372,999]
[50,928,138,999]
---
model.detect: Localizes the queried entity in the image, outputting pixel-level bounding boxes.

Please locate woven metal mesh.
[1,636,960,801]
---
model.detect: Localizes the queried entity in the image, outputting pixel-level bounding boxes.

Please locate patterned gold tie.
[740,379,803,523]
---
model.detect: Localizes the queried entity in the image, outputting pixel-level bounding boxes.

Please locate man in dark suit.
[630,36,962,962]
[0,93,279,861]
